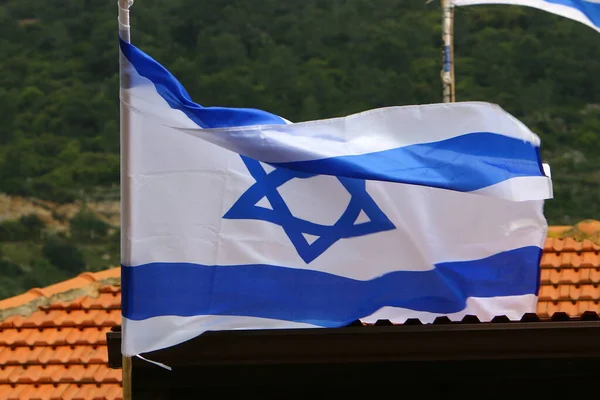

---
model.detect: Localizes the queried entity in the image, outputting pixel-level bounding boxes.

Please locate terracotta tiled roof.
[0,268,122,400]
[538,233,600,318]
[2,224,600,399]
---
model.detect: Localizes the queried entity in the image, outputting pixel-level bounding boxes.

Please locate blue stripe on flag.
[119,39,286,128]
[121,246,541,325]
[545,0,600,26]
[120,38,545,192]
[271,131,544,192]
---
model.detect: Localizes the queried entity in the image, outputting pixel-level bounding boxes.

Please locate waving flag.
[119,39,552,356]
[451,0,600,32]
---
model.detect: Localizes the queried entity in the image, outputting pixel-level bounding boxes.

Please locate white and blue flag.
[452,0,600,32]
[119,39,552,356]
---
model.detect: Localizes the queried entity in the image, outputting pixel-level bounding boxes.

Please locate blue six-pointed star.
[223,156,396,264]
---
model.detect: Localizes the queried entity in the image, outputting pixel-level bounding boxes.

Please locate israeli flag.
[119,39,552,356]
[452,0,600,32]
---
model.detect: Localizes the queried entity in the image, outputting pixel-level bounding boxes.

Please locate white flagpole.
[441,0,456,102]
[118,0,133,399]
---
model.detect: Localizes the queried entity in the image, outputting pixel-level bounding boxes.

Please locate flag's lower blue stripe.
[271,132,544,192]
[121,246,541,325]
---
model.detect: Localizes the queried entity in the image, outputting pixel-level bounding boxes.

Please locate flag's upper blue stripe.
[272,132,543,192]
[119,39,545,192]
[546,0,600,26]
[121,246,541,324]
[119,39,286,128]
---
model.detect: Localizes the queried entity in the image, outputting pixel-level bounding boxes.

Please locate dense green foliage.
[0,0,599,297]
[2,0,599,219]
[0,211,119,299]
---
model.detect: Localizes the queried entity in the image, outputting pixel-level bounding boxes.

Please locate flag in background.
[119,39,552,356]
[451,0,600,32]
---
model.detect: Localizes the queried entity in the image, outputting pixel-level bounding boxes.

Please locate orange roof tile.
[2,225,600,400]
[0,268,122,400]
[538,235,600,318]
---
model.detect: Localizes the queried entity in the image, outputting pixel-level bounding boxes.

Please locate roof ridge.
[0,268,121,322]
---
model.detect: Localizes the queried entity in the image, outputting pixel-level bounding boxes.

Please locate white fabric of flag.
[451,0,600,32]
[119,39,552,356]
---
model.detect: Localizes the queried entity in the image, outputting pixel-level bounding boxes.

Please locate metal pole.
[441,0,455,103]
[118,0,134,399]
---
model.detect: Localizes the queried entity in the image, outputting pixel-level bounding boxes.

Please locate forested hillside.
[0,0,599,297]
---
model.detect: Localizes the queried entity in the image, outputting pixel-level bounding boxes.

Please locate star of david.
[223,156,396,264]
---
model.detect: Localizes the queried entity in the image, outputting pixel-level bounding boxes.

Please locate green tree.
[70,210,109,243]
[42,235,85,274]
[22,258,68,289]
[18,214,46,239]
[0,220,28,241]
